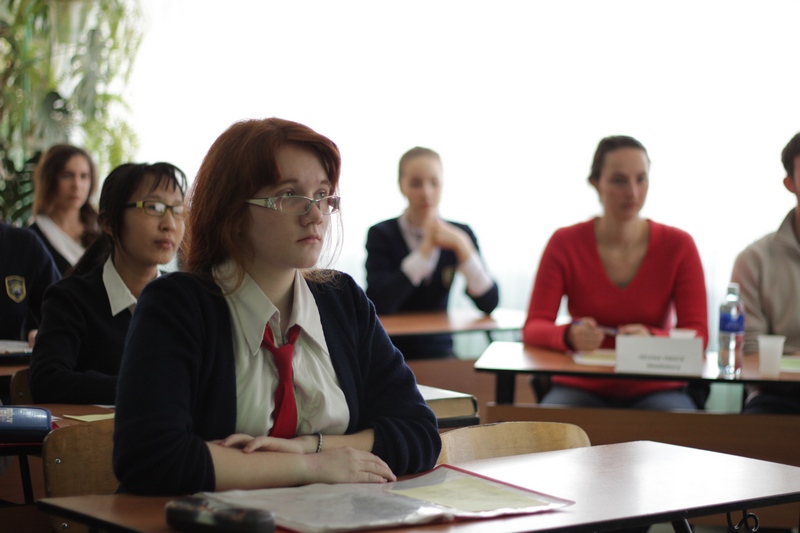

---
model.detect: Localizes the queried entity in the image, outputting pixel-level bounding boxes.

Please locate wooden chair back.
[437,421,590,465]
[42,418,119,532]
[9,368,32,405]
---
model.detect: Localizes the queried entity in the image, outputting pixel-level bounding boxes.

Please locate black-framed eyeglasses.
[125,200,185,218]
[245,195,341,216]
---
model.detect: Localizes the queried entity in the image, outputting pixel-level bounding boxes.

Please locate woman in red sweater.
[523,135,708,409]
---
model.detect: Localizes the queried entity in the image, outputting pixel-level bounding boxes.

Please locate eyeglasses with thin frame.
[245,195,341,216]
[125,200,185,218]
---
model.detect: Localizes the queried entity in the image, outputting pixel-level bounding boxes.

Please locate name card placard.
[615,336,703,376]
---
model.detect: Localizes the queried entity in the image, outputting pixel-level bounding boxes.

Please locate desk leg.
[17,454,33,504]
[670,519,691,533]
[495,372,516,404]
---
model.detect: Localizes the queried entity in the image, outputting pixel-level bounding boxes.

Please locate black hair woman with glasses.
[30,162,187,404]
[112,118,439,496]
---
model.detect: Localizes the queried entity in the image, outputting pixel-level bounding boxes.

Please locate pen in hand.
[596,325,619,336]
[571,320,618,336]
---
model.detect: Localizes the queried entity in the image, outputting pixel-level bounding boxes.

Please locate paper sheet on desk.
[0,340,30,354]
[389,466,563,513]
[573,349,616,367]
[200,464,572,533]
[781,356,800,372]
[62,413,115,422]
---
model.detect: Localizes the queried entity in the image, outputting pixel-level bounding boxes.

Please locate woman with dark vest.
[113,118,439,496]
[30,162,186,404]
[365,147,499,359]
[0,223,60,345]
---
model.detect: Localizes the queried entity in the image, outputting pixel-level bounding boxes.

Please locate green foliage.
[0,0,142,225]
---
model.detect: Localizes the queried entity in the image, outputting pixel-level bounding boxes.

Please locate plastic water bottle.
[718,282,745,377]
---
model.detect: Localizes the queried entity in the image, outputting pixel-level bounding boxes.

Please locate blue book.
[0,406,52,443]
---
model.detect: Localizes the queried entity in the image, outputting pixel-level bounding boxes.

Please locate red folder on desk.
[200,464,573,532]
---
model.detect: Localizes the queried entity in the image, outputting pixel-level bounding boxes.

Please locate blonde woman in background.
[365,147,499,359]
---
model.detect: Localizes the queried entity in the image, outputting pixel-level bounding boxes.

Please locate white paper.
[780,356,800,373]
[0,340,30,355]
[573,349,616,367]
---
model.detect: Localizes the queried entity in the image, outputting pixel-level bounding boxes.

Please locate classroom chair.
[41,418,118,533]
[10,368,32,405]
[436,420,590,465]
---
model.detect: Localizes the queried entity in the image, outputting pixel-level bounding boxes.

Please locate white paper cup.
[758,335,786,377]
[670,329,696,338]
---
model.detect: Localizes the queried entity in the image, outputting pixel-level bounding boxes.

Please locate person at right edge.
[732,132,800,417]
[365,147,499,359]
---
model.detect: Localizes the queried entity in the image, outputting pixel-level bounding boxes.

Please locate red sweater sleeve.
[523,227,574,351]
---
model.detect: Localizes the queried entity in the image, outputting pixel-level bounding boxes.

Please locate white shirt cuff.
[460,251,494,296]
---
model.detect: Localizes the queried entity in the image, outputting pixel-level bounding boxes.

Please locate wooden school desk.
[383,309,527,421]
[37,441,800,533]
[474,341,800,404]
[378,308,524,338]
[474,341,800,528]
[0,362,28,379]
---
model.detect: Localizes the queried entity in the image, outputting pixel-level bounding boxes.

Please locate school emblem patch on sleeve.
[5,276,26,303]
[441,265,455,289]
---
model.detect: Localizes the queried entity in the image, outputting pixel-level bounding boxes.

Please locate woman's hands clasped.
[419,216,475,264]
[217,433,313,454]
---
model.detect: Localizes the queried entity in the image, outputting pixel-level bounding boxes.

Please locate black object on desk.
[166,496,276,533]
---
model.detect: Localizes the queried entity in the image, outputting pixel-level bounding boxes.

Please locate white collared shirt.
[102,257,137,316]
[33,214,85,266]
[398,213,440,286]
[214,261,349,437]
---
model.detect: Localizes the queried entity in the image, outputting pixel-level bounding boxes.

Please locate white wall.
[126,0,800,354]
